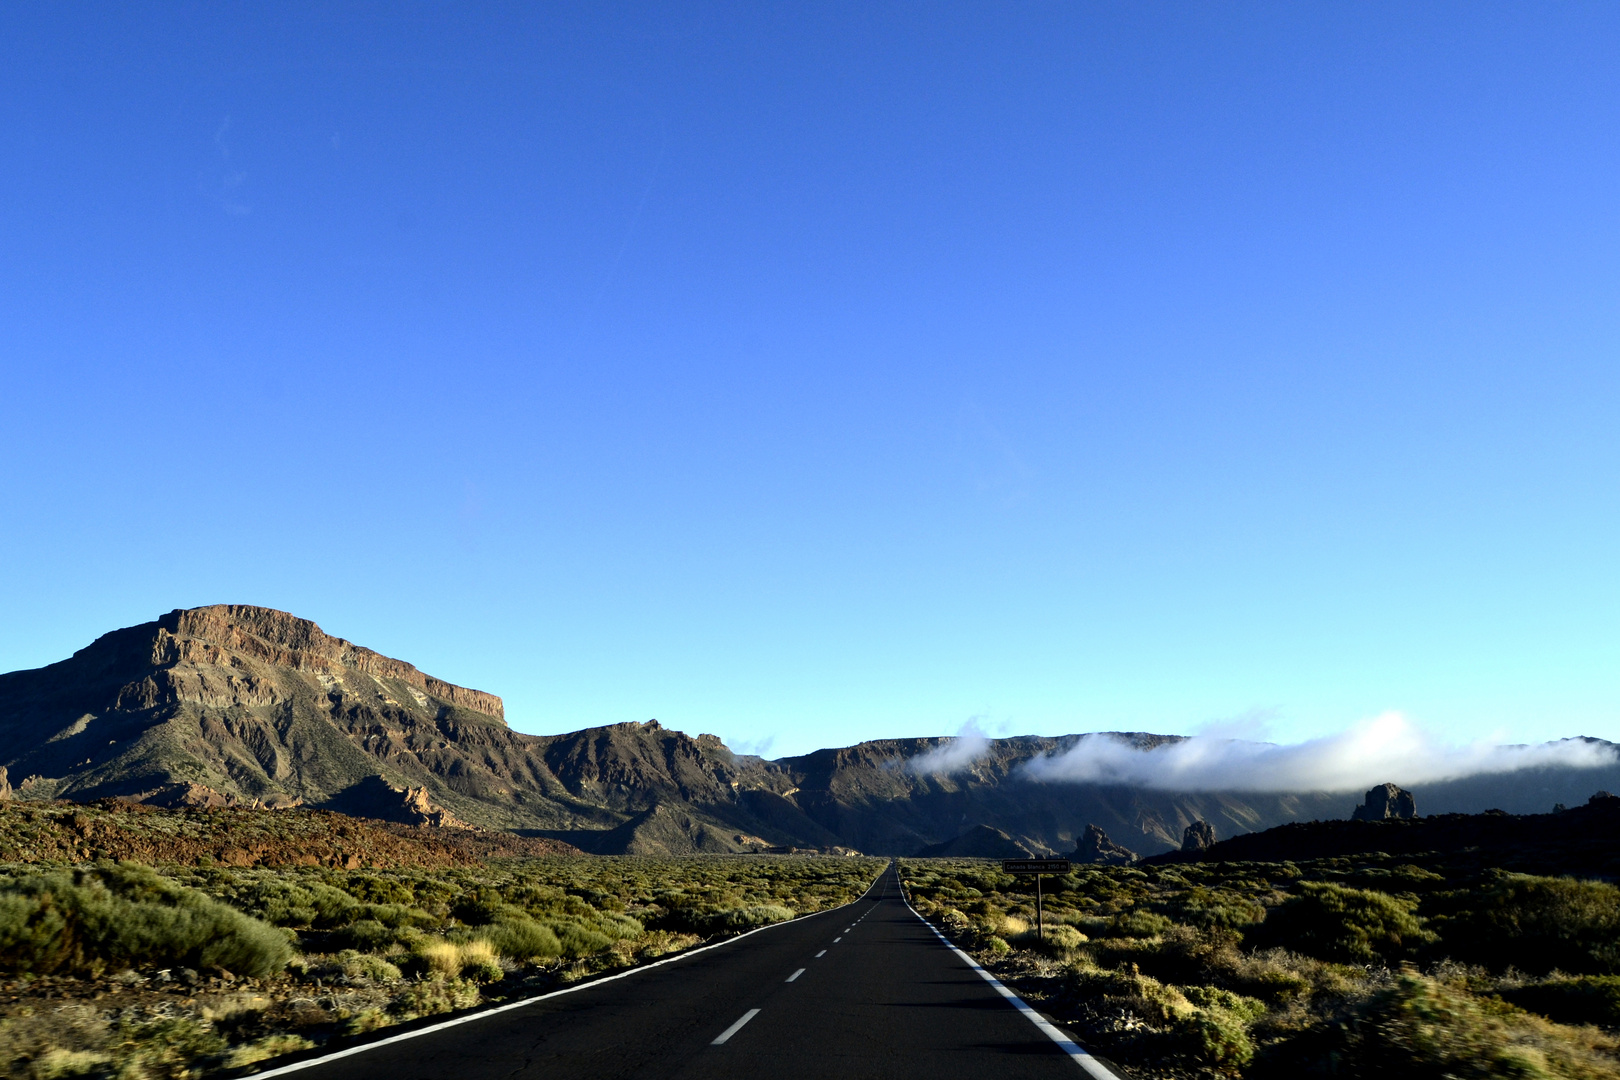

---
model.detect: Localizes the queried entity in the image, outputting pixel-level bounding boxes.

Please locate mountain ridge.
[4,605,1617,856]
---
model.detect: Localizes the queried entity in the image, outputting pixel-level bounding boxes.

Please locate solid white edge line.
[786,968,805,982]
[250,866,889,1078]
[900,887,1124,1080]
[710,1007,761,1044]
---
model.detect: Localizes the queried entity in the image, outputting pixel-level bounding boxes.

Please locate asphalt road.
[275,863,1103,1080]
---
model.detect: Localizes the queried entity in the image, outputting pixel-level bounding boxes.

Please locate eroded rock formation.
[1352,782,1418,821]
[1182,819,1215,852]
[1074,823,1138,865]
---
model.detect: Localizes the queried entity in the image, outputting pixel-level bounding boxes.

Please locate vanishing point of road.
[263,863,1120,1080]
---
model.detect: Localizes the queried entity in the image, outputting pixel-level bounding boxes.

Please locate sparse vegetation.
[0,853,883,1078]
[901,857,1620,1079]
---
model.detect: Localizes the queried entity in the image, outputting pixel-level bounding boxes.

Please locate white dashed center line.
[712,1009,761,1045]
[786,968,805,982]
[815,950,827,957]
[834,936,842,943]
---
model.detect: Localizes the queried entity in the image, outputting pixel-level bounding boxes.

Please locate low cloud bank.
[906,723,991,776]
[1020,713,1618,793]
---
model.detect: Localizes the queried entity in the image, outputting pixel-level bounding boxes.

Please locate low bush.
[391,977,481,1020]
[1504,976,1620,1031]
[0,862,291,977]
[1256,881,1434,964]
[410,938,505,980]
[708,904,795,934]
[1283,974,1620,1080]
[1019,924,1085,952]
[1444,873,1620,976]
[475,916,562,960]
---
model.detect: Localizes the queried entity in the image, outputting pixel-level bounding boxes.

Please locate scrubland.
[901,856,1620,1079]
[0,854,884,1079]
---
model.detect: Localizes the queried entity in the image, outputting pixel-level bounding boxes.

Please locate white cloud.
[906,721,992,776]
[1019,712,1617,793]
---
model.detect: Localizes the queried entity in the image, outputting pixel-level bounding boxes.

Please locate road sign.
[1001,859,1071,874]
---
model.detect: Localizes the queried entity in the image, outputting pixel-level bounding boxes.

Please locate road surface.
[269,863,1113,1080]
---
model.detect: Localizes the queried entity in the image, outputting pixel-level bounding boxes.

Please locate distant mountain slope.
[1145,794,1620,879]
[4,606,1616,856]
[769,735,1350,856]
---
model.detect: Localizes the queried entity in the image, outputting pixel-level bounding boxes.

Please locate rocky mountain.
[4,606,1618,857]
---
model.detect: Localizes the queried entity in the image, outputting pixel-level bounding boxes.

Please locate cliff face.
[0,605,519,822]
[0,607,810,848]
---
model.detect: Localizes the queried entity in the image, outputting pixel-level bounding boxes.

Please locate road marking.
[786,968,805,982]
[248,869,889,1079]
[903,896,1125,1080]
[815,950,827,957]
[834,936,842,942]
[712,1009,761,1045]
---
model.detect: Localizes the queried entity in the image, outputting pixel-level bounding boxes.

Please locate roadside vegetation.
[0,854,883,1079]
[901,856,1620,1080]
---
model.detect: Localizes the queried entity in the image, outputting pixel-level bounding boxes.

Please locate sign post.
[1001,858,1071,941]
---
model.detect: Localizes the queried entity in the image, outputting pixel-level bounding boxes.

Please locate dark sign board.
[1001,859,1072,874]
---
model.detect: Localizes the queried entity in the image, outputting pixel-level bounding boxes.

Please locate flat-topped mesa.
[156,605,504,722]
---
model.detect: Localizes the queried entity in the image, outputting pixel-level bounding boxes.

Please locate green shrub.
[1032,924,1086,951]
[1178,1007,1255,1071]
[1257,882,1435,964]
[1184,985,1268,1024]
[329,918,401,952]
[1444,873,1620,975]
[711,905,794,933]
[391,977,481,1020]
[108,1017,226,1080]
[31,1048,110,1079]
[1068,967,1196,1026]
[1107,910,1174,938]
[1296,974,1620,1079]
[0,863,291,977]
[556,923,614,957]
[1503,976,1620,1031]
[475,917,562,960]
[332,949,402,982]
[224,1033,315,1069]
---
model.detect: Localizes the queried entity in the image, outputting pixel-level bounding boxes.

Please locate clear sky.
[1,3,1616,758]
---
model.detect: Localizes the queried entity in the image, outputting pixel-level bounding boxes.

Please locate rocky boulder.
[1182,820,1215,852]
[1351,782,1417,821]
[1074,823,1137,865]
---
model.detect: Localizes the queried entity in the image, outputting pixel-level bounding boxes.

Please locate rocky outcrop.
[324,776,471,829]
[1074,824,1137,865]
[914,825,1032,859]
[1182,820,1215,852]
[1352,782,1417,821]
[0,766,11,801]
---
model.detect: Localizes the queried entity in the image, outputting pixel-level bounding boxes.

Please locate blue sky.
[1,3,1616,757]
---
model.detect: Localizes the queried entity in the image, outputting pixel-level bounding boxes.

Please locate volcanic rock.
[1074,824,1138,865]
[1351,782,1418,821]
[1182,820,1215,852]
